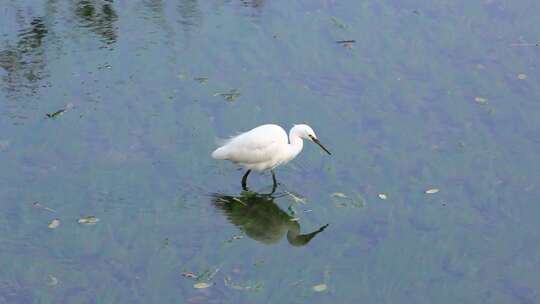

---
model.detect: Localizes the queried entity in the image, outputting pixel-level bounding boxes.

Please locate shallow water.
[1,1,540,303]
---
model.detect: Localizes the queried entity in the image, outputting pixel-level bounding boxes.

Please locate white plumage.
[212,124,331,190]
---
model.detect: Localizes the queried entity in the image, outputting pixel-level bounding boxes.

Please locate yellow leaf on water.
[312,283,327,292]
[48,219,60,229]
[47,275,59,286]
[332,192,347,198]
[193,282,212,289]
[77,216,100,225]
[425,188,440,194]
[474,97,488,104]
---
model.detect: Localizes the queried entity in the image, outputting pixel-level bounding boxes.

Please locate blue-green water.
[1,1,540,303]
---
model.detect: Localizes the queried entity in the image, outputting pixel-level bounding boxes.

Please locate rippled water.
[1,1,540,303]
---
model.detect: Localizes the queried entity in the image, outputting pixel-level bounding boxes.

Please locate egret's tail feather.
[212,147,228,159]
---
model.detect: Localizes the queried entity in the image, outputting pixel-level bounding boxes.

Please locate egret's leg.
[271,170,277,193]
[241,170,251,190]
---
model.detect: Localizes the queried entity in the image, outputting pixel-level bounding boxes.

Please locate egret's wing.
[225,133,279,164]
[217,125,287,164]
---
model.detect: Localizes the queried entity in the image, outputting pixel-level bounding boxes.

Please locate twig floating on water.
[46,103,74,118]
[46,109,65,118]
[194,77,208,84]
[214,89,241,102]
[32,201,56,212]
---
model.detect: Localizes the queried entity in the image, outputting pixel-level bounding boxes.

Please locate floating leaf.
[331,17,347,29]
[286,191,307,204]
[231,197,247,206]
[225,235,244,243]
[193,282,212,289]
[46,109,66,118]
[214,89,241,102]
[196,268,220,281]
[224,276,263,291]
[334,39,355,49]
[47,275,59,286]
[194,77,208,84]
[517,73,527,80]
[336,40,355,48]
[77,216,100,225]
[474,97,488,104]
[332,192,347,198]
[336,40,355,44]
[425,188,440,194]
[48,219,60,229]
[378,193,388,200]
[32,201,56,212]
[182,271,198,279]
[312,283,328,292]
[332,192,365,208]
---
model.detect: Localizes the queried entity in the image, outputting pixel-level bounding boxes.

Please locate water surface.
[1,1,540,303]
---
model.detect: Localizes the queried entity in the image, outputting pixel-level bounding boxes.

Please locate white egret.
[212,124,331,190]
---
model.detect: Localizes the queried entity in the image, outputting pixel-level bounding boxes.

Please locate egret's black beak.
[312,138,331,155]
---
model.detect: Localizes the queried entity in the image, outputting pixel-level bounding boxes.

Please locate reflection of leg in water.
[271,170,277,194]
[241,169,251,190]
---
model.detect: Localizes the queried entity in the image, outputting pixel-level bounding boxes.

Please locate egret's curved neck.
[288,126,304,159]
[286,222,327,247]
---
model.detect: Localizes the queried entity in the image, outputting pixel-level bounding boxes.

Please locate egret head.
[294,124,331,155]
[294,124,317,139]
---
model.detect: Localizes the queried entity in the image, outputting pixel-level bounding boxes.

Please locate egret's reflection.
[212,190,328,246]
